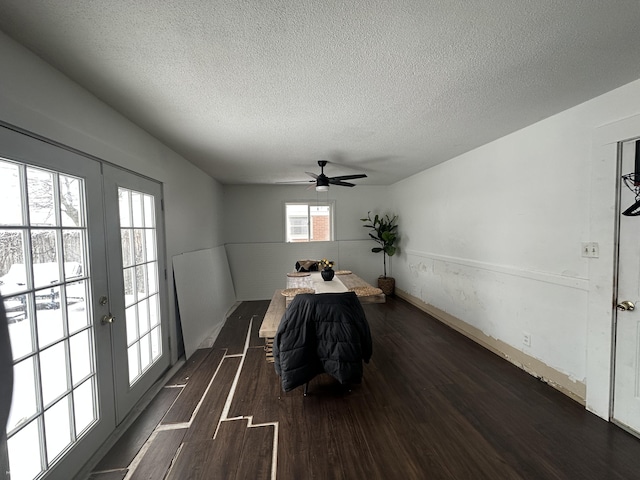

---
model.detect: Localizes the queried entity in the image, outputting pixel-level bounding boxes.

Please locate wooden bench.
[259,290,286,363]
[258,273,384,362]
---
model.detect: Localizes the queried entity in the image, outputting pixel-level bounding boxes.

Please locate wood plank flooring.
[93,387,182,472]
[90,297,640,479]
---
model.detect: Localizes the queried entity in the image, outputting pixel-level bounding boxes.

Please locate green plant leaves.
[381,231,395,242]
[361,211,399,277]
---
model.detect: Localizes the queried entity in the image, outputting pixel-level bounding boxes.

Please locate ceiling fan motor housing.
[316,175,330,187]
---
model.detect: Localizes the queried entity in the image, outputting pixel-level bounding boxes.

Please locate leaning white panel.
[173,246,236,359]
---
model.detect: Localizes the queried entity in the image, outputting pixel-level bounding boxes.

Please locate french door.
[102,164,169,421]
[0,126,169,480]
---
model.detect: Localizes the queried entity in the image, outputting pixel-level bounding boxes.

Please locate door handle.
[101,314,116,324]
[617,301,635,311]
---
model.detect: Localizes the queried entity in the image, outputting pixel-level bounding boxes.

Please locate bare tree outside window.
[0,163,84,278]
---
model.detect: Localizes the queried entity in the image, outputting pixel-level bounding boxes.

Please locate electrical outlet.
[523,332,531,347]
[581,242,599,258]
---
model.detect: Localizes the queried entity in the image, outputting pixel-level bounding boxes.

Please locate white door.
[102,164,170,422]
[0,127,115,480]
[0,126,170,479]
[613,137,640,435]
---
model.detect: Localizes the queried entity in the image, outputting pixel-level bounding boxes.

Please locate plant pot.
[378,276,395,295]
[321,268,335,281]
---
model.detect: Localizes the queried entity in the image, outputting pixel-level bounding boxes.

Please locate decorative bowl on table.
[320,269,335,281]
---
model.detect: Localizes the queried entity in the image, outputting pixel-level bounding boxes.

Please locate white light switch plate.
[581,242,599,258]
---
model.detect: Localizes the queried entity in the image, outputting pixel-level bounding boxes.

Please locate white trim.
[405,249,589,291]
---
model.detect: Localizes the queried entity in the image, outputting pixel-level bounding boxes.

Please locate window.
[285,202,334,242]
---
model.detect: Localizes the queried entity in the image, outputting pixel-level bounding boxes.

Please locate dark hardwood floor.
[89,297,640,479]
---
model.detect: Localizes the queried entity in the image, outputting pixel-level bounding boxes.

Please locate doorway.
[0,126,169,480]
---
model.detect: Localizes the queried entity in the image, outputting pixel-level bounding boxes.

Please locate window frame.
[284,201,335,242]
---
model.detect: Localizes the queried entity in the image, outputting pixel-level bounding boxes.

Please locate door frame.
[587,113,640,420]
[610,136,640,435]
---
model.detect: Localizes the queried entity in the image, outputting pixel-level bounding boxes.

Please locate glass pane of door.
[0,124,115,480]
[118,188,163,385]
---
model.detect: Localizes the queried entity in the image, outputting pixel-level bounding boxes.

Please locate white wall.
[223,184,393,297]
[0,32,226,363]
[389,78,640,417]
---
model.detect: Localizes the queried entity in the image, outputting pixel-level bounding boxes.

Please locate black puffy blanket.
[273,292,372,392]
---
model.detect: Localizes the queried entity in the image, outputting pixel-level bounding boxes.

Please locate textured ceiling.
[1,1,640,186]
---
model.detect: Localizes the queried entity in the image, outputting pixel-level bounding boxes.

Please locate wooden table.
[259,272,384,362]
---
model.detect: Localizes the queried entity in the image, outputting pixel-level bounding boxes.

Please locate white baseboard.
[395,288,586,406]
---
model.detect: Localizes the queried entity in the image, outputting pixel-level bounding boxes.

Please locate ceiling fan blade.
[275,180,314,184]
[305,172,319,179]
[329,174,367,181]
[329,179,356,187]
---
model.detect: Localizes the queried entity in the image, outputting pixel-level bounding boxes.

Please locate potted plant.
[361,211,398,295]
